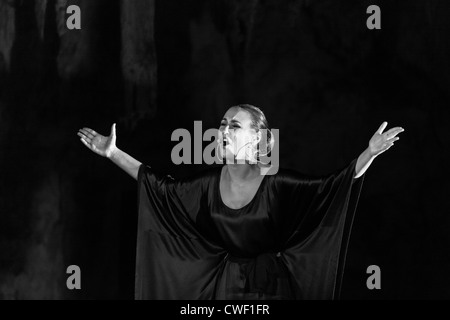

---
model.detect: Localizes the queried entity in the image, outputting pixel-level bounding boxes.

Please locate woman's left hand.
[368,121,405,157]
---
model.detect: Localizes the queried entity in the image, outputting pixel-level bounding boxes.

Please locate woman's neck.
[225,164,260,185]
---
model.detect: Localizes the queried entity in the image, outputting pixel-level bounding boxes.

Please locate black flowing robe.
[135,159,364,300]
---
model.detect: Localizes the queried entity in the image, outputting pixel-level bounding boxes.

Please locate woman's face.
[217,107,259,163]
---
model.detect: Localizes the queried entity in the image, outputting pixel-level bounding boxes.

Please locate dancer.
[78,104,404,299]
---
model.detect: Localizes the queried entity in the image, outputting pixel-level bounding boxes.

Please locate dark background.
[0,0,449,300]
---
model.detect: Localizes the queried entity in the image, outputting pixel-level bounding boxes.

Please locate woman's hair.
[231,104,275,161]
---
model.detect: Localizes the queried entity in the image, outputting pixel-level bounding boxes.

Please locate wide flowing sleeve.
[275,158,364,300]
[135,164,226,300]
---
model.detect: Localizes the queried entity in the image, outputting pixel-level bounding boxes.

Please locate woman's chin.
[224,154,254,164]
[217,148,251,164]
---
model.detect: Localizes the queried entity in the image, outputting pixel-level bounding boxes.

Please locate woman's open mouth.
[222,137,231,146]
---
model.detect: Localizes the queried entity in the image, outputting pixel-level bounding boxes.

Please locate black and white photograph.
[0,0,449,307]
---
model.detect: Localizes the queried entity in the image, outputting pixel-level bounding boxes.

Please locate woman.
[77,104,404,300]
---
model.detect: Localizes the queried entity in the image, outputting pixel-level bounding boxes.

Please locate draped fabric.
[135,159,364,300]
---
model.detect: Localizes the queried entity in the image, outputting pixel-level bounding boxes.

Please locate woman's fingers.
[77,131,91,143]
[79,135,102,155]
[80,137,91,148]
[377,121,388,134]
[385,127,405,139]
[382,140,395,149]
[79,129,94,139]
[379,143,393,153]
[84,128,97,136]
[373,129,402,155]
[387,136,400,142]
[79,128,98,138]
[77,131,88,140]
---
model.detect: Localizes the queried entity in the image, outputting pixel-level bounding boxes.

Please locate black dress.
[135,159,364,300]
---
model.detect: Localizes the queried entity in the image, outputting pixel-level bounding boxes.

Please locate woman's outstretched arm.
[354,121,405,179]
[355,147,376,179]
[78,123,142,180]
[108,147,141,180]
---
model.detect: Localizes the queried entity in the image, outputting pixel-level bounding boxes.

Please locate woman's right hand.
[78,123,117,158]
